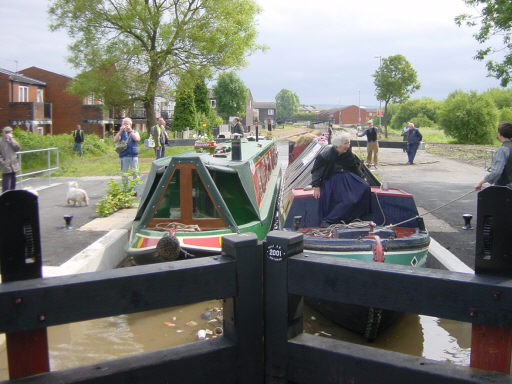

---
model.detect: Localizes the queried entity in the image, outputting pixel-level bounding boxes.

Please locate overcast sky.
[0,0,503,107]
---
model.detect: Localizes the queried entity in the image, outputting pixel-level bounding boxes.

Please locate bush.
[96,176,141,217]
[12,128,113,175]
[439,90,498,144]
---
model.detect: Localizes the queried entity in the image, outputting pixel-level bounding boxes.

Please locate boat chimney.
[232,138,242,161]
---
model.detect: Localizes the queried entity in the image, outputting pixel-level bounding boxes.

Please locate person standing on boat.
[475,121,512,190]
[231,117,244,137]
[357,120,379,167]
[311,132,371,226]
[405,122,422,165]
[114,117,140,185]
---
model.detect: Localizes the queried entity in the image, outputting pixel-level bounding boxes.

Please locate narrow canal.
[0,140,472,379]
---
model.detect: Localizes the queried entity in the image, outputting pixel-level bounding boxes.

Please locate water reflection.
[304,304,471,366]
[0,301,473,380]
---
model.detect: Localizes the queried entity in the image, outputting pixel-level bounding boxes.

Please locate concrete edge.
[42,229,130,277]
[428,237,474,274]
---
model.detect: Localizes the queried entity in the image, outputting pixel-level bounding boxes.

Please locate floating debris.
[201,311,212,320]
[176,330,184,334]
[197,330,206,340]
[163,321,176,327]
[205,329,213,335]
[310,316,317,321]
[317,331,332,337]
[185,320,197,327]
[214,327,223,336]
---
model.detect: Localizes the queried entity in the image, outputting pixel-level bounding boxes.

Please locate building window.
[210,99,216,108]
[37,89,44,103]
[268,109,274,115]
[87,93,95,105]
[19,86,28,102]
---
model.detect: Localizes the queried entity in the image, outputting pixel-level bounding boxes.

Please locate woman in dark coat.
[311,132,371,226]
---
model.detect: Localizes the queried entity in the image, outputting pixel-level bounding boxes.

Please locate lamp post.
[374,55,382,127]
[358,89,361,125]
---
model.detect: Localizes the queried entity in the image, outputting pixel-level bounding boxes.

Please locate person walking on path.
[357,120,379,167]
[406,122,422,165]
[72,124,85,156]
[475,121,512,190]
[151,117,167,159]
[0,126,21,192]
[114,117,140,185]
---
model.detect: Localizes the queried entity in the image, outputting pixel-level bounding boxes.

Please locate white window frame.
[87,93,95,105]
[268,109,274,115]
[19,86,29,102]
[37,88,44,103]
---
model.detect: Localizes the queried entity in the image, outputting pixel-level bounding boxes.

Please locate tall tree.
[275,89,300,122]
[373,54,421,137]
[213,72,248,121]
[456,0,512,87]
[49,0,261,128]
[194,79,211,116]
[173,80,197,133]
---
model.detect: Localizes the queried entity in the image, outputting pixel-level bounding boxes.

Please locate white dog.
[66,181,89,206]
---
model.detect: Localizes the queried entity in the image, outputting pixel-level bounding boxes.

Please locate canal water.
[0,300,472,380]
[0,139,472,379]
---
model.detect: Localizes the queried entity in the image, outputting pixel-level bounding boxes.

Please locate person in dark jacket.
[231,117,244,137]
[311,132,370,226]
[406,122,422,165]
[475,121,512,190]
[357,120,379,167]
[72,124,85,156]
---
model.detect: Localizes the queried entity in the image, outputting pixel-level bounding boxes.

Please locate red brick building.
[19,67,113,137]
[319,105,376,126]
[0,68,52,134]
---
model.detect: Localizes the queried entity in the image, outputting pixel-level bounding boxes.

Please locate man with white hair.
[406,122,422,165]
[0,126,21,192]
[311,132,370,226]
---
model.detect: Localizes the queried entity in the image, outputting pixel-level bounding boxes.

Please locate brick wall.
[0,74,10,127]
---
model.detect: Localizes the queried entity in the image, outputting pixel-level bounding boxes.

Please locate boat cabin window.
[149,164,226,230]
[209,170,258,225]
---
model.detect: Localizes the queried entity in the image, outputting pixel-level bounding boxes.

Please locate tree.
[439,90,498,144]
[373,54,421,137]
[213,72,248,121]
[390,98,441,130]
[275,89,300,122]
[49,0,261,128]
[482,87,512,109]
[456,0,512,86]
[172,80,197,133]
[194,79,211,116]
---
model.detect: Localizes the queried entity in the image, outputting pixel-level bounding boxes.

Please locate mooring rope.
[384,188,476,229]
[303,188,476,237]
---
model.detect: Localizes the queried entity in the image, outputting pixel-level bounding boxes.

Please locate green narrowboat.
[127,139,281,258]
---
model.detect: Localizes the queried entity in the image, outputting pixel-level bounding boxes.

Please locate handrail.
[15,147,59,186]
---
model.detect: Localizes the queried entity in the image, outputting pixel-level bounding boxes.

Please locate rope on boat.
[385,188,476,229]
[151,222,201,233]
[302,188,476,237]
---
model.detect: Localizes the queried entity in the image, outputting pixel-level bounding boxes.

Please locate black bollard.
[462,214,472,230]
[64,215,73,230]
